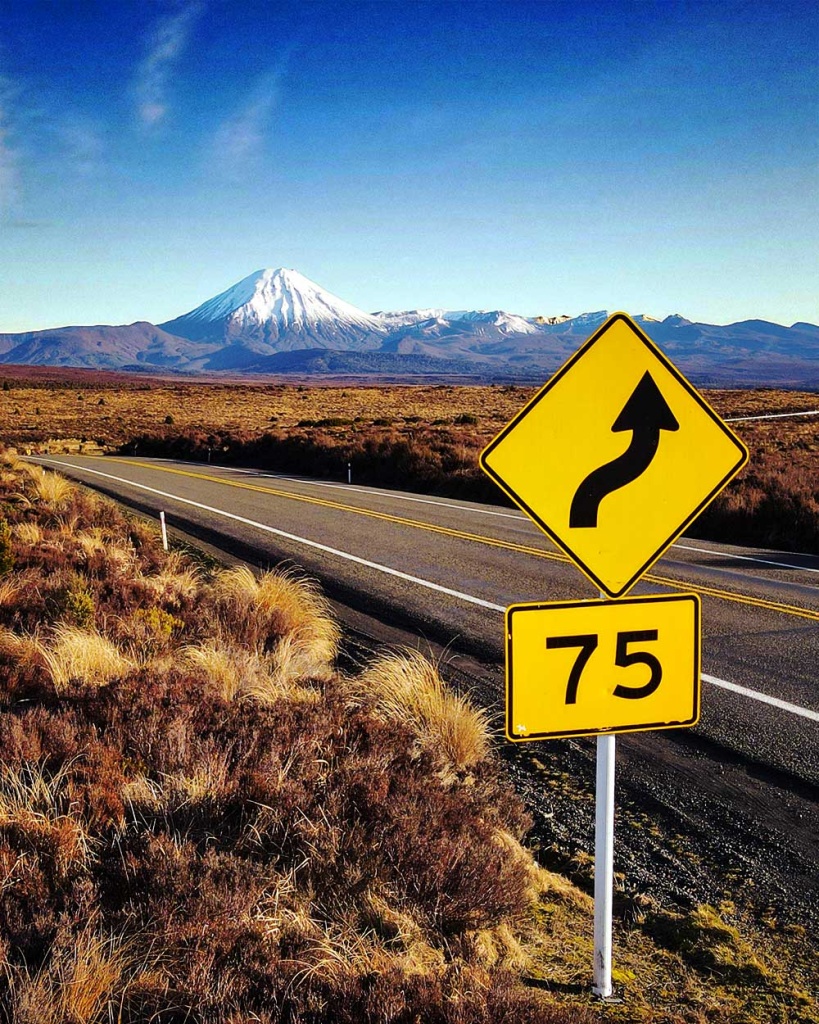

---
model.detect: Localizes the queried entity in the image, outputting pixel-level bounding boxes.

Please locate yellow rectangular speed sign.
[506,593,700,741]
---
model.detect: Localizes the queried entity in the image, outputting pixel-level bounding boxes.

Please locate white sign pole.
[593,730,616,998]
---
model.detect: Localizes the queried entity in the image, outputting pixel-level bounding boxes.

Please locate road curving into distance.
[29,454,819,920]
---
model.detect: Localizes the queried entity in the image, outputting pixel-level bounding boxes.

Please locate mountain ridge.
[1,268,816,387]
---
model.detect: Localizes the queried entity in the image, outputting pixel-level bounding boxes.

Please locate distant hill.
[2,268,816,387]
[0,322,212,370]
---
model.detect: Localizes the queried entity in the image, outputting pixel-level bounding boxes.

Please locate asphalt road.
[29,454,819,920]
[32,454,819,774]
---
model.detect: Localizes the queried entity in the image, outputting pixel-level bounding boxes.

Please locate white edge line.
[675,543,819,575]
[37,459,505,613]
[702,674,819,723]
[36,458,819,724]
[725,410,819,422]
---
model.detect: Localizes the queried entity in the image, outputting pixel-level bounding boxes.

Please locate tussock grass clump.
[141,548,201,605]
[12,521,43,547]
[207,564,340,674]
[41,625,134,694]
[20,463,73,506]
[346,648,490,771]
[181,640,272,702]
[0,626,45,673]
[0,575,23,609]
[0,760,91,875]
[4,925,139,1024]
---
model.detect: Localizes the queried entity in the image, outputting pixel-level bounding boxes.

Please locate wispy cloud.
[210,71,282,177]
[135,1,202,128]
[0,75,21,217]
[55,116,104,177]
[0,66,105,227]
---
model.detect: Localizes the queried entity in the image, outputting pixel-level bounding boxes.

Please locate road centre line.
[225,467,526,519]
[101,458,819,622]
[222,466,819,574]
[37,457,819,723]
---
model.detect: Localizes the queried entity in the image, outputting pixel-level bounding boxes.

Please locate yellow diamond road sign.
[480,312,749,598]
[506,593,701,741]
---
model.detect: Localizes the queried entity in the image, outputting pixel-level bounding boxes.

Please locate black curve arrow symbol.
[569,371,679,529]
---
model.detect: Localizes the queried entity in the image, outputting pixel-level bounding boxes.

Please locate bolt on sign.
[480,312,749,598]
[505,592,701,741]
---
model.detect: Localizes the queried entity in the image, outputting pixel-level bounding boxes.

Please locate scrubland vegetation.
[0,452,815,1023]
[1,369,817,554]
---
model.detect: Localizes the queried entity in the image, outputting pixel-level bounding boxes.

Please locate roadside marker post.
[160,510,168,552]
[480,312,747,999]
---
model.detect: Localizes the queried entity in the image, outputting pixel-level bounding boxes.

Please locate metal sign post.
[593,588,614,1000]
[593,731,616,998]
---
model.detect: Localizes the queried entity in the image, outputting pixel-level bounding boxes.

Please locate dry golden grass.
[181,640,270,701]
[19,463,74,505]
[5,925,138,1024]
[0,760,75,826]
[122,751,237,816]
[0,625,45,671]
[40,624,134,693]
[74,527,108,558]
[142,549,201,604]
[182,634,325,705]
[345,648,490,771]
[209,564,340,670]
[12,521,43,547]
[0,761,91,873]
[0,574,23,607]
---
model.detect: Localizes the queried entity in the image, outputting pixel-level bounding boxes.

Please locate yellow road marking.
[100,457,819,623]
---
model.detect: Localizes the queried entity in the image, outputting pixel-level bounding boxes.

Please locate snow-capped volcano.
[160,268,386,353]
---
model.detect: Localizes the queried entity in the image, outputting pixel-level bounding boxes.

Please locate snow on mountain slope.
[451,310,541,334]
[160,268,386,351]
[376,308,540,333]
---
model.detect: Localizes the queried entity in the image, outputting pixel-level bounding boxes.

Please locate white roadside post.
[593,731,616,998]
[159,510,169,552]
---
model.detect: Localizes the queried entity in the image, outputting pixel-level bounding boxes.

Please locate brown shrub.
[0,455,630,1021]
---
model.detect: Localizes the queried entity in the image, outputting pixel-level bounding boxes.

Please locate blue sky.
[0,0,817,332]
